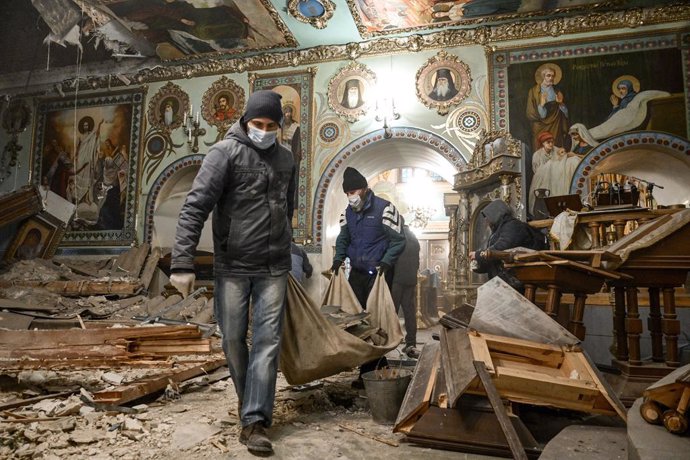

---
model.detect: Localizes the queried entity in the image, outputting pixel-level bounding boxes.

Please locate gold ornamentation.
[21,5,690,94]
[287,0,335,29]
[327,62,377,123]
[416,50,471,115]
[147,81,189,134]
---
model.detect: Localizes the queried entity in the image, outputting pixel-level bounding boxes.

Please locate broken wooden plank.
[0,185,43,229]
[0,390,76,412]
[474,360,528,460]
[441,328,478,408]
[139,246,161,292]
[92,358,226,405]
[0,279,143,296]
[0,298,56,312]
[113,243,150,278]
[0,311,34,330]
[394,341,439,433]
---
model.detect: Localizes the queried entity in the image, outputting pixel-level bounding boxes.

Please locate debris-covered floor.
[1,365,479,460]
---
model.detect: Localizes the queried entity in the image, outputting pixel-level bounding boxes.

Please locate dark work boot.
[239,422,272,454]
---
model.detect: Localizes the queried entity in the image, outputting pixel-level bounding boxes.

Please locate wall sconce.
[375,97,400,139]
[184,103,206,153]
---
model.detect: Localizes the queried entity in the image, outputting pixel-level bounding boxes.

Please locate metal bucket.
[361,369,412,425]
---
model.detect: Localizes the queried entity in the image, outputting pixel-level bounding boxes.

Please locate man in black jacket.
[470,199,546,292]
[392,222,421,359]
[169,90,295,454]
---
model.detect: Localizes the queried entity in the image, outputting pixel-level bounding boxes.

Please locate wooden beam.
[92,358,226,405]
[474,361,528,460]
[0,280,143,296]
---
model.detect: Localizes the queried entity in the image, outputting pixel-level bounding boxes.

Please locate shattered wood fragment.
[0,390,76,411]
[394,341,440,434]
[92,358,226,405]
[0,185,43,229]
[0,325,211,360]
[139,246,161,291]
[0,279,143,296]
[113,244,149,277]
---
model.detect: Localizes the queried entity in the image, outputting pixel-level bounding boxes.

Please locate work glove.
[377,262,391,276]
[331,259,343,274]
[170,272,195,298]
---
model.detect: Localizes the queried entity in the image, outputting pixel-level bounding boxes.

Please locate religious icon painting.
[287,0,335,29]
[249,68,316,243]
[201,76,245,133]
[31,88,146,247]
[327,62,377,123]
[416,50,472,115]
[147,81,190,133]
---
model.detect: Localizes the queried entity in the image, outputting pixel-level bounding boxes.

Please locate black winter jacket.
[171,122,296,276]
[474,200,539,279]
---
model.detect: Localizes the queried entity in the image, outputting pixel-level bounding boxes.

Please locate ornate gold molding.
[47,4,690,93]
[288,0,336,30]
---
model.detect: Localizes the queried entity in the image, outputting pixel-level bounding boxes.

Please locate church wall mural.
[491,32,688,218]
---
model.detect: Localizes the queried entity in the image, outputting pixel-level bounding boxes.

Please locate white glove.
[170,272,195,298]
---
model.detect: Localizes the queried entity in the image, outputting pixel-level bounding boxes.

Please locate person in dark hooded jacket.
[169,90,295,455]
[470,199,546,292]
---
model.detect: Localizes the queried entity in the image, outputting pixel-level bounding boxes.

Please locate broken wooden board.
[92,358,226,405]
[439,303,474,329]
[0,325,212,360]
[139,246,161,292]
[0,185,43,229]
[471,277,579,346]
[440,328,478,408]
[0,298,56,312]
[0,279,143,296]
[394,341,440,433]
[461,330,627,421]
[0,311,34,330]
[407,406,541,459]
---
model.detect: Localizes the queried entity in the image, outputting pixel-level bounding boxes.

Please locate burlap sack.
[279,272,403,385]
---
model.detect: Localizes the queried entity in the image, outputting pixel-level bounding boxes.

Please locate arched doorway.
[143,155,214,252]
[312,127,466,294]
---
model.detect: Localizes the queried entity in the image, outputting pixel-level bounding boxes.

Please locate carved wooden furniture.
[605,210,690,376]
[505,255,629,340]
[449,130,525,305]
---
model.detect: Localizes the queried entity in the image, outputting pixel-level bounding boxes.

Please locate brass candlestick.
[184,112,206,153]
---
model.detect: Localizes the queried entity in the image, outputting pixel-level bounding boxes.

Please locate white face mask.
[348,194,363,210]
[247,125,277,149]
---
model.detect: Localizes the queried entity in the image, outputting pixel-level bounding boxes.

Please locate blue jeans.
[214,274,288,428]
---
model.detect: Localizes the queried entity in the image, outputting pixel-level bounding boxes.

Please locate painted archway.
[569,131,690,206]
[311,127,467,249]
[143,155,204,248]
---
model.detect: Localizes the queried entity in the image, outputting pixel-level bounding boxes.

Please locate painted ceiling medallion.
[416,50,472,116]
[327,61,377,123]
[288,0,335,29]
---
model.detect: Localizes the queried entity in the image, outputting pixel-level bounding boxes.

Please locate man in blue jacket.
[169,90,295,454]
[331,167,406,307]
[331,167,406,387]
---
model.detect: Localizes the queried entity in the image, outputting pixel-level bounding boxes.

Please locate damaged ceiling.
[0,0,678,86]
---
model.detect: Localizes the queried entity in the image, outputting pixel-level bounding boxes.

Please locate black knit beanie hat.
[242,90,283,125]
[342,167,367,192]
